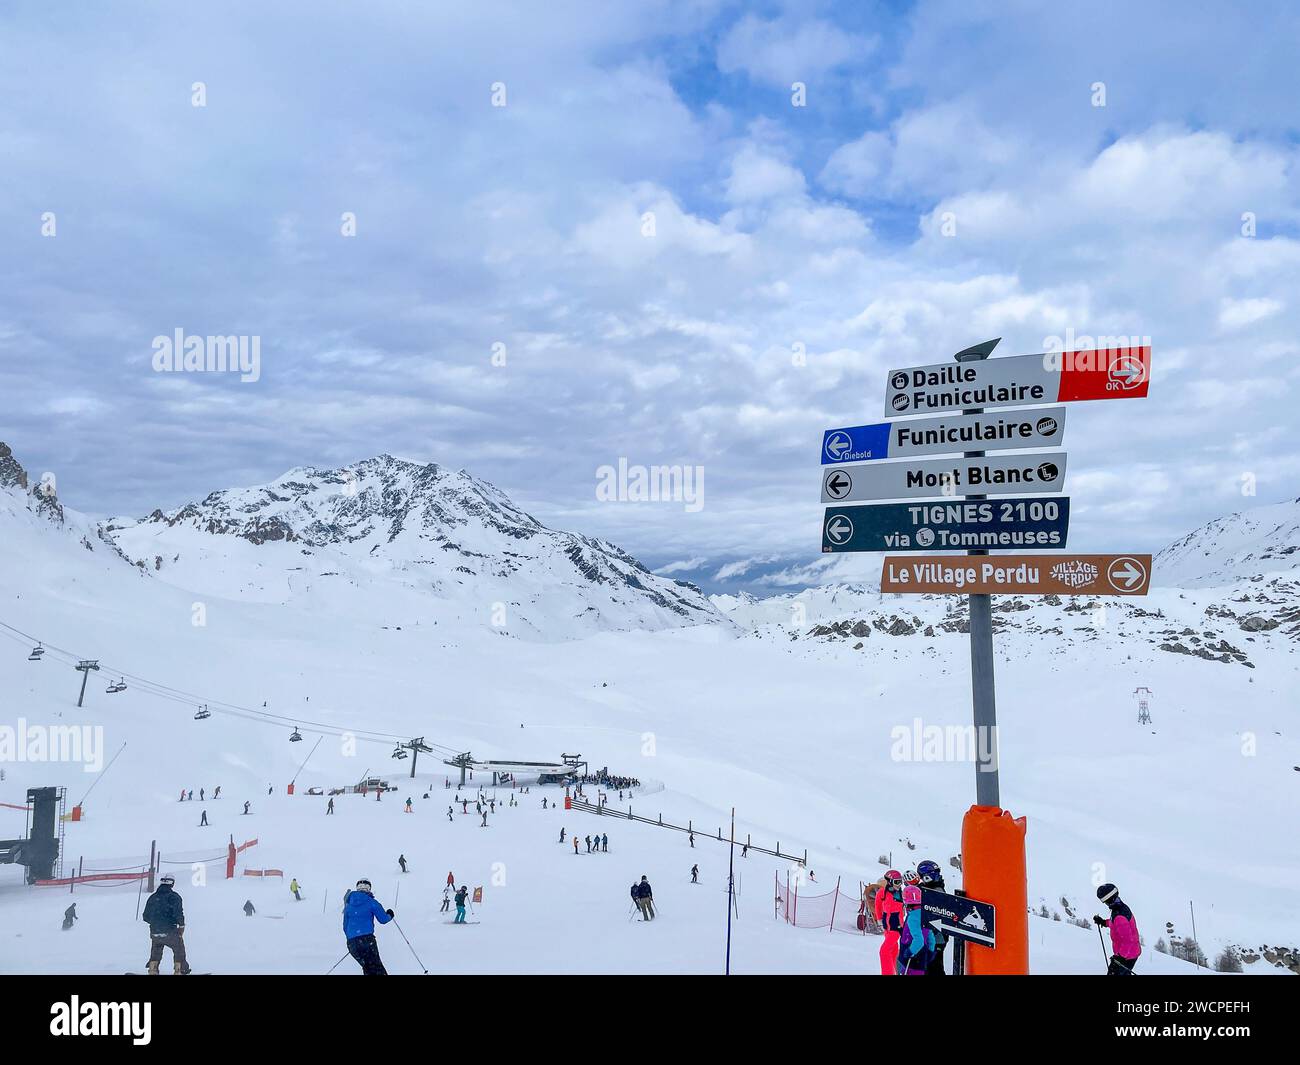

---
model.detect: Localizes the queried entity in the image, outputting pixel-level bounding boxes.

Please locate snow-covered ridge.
[1154,496,1300,588]
[2,443,720,639]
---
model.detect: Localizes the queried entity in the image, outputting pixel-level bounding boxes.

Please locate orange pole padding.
[961,803,1028,974]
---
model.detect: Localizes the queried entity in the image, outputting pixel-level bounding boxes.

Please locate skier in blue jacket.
[343,879,393,974]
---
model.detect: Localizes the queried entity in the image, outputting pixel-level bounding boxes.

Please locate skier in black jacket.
[635,876,655,921]
[916,860,947,975]
[142,875,191,974]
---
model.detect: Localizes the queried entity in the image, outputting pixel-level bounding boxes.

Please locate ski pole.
[1096,921,1109,971]
[325,952,350,975]
[392,919,429,974]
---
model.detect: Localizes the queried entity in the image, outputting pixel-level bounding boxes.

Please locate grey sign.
[820,452,1068,504]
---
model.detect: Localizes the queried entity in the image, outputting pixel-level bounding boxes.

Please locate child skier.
[1093,883,1142,974]
[454,885,469,923]
[896,885,934,975]
[916,859,947,975]
[873,870,905,975]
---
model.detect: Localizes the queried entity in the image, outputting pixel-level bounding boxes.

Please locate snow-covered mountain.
[1154,497,1300,588]
[93,452,720,639]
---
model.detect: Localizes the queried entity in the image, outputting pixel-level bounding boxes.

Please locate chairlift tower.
[74,660,100,708]
[395,737,435,779]
[1134,686,1153,725]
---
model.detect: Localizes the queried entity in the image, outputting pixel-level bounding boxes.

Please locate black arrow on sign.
[825,471,851,498]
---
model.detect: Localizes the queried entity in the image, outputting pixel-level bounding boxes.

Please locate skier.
[873,870,905,976]
[573,837,579,855]
[690,864,698,883]
[291,877,302,901]
[404,797,413,813]
[142,874,190,975]
[896,885,934,975]
[243,900,255,917]
[446,871,455,887]
[242,800,250,815]
[601,833,608,853]
[440,886,451,913]
[629,882,639,915]
[447,806,453,822]
[916,860,947,975]
[635,876,655,921]
[741,844,748,858]
[398,854,408,873]
[480,809,488,827]
[688,831,695,848]
[199,788,205,801]
[342,879,393,975]
[454,885,469,923]
[62,903,77,930]
[559,828,566,843]
[213,786,221,799]
[1094,883,1142,974]
[585,835,592,853]
[542,797,548,809]
[267,784,272,796]
[199,809,208,827]
[327,797,335,815]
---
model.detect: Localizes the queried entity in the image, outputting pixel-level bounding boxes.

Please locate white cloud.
[716,15,876,87]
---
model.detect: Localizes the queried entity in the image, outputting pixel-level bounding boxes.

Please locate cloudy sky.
[2,1,1298,593]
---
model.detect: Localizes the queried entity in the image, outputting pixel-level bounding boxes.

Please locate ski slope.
[0,464,1297,973]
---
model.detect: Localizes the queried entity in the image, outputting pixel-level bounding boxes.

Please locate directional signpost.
[884,345,1150,416]
[822,408,1066,464]
[880,553,1151,595]
[820,453,1067,503]
[815,336,1153,976]
[920,887,996,949]
[823,497,1070,553]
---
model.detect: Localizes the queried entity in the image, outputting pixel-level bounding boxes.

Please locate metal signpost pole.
[955,339,1001,808]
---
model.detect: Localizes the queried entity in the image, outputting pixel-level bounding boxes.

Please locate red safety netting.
[775,873,880,935]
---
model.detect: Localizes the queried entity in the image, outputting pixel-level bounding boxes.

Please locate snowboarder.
[327,797,335,815]
[142,874,190,975]
[62,903,77,930]
[690,864,699,884]
[343,879,393,975]
[243,900,255,917]
[916,859,947,975]
[873,870,905,976]
[440,886,451,913]
[398,854,407,874]
[601,833,608,852]
[454,885,469,923]
[243,800,251,815]
[896,885,934,975]
[635,876,655,920]
[1094,883,1142,974]
[199,809,208,827]
[290,877,302,901]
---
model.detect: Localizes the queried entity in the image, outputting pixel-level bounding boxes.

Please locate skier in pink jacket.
[1093,883,1141,974]
[873,870,906,975]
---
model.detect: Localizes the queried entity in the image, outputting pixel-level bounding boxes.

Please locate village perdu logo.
[1049,559,1099,589]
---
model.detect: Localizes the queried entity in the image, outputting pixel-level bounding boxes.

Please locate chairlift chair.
[28,644,44,661]
[289,727,303,742]
[392,745,408,760]
[194,706,211,721]
[106,678,127,694]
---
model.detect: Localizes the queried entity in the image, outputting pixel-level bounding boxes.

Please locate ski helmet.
[158,874,176,887]
[917,859,942,883]
[1097,883,1119,904]
[902,884,922,905]
[355,878,372,892]
[884,869,903,885]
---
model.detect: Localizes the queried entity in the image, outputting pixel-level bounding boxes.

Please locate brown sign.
[880,554,1151,596]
